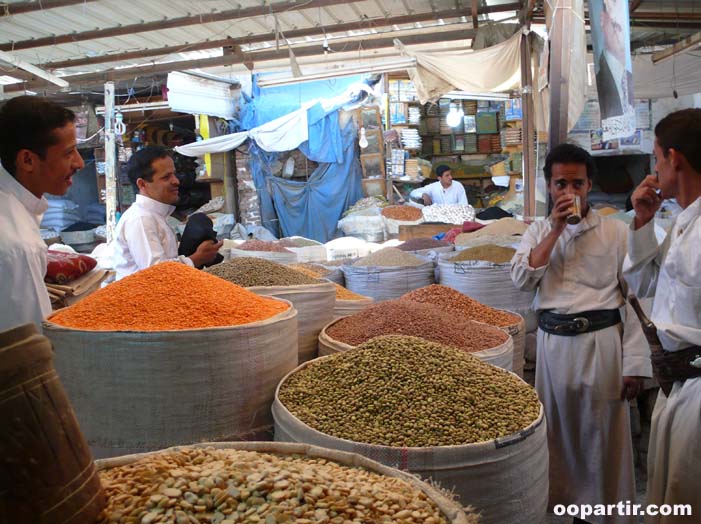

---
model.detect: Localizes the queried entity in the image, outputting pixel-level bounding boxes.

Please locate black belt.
[652,345,701,391]
[538,309,622,337]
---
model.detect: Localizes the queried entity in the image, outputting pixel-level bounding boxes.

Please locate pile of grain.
[398,238,451,251]
[451,245,516,264]
[278,237,321,248]
[279,335,540,447]
[290,263,332,277]
[456,218,527,243]
[326,299,508,352]
[206,258,322,287]
[49,262,289,331]
[401,285,520,327]
[237,239,292,253]
[97,446,449,524]
[353,247,424,267]
[291,264,367,301]
[381,205,423,221]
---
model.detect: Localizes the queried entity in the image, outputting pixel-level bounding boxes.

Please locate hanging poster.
[571,100,602,132]
[588,0,635,141]
[635,99,651,129]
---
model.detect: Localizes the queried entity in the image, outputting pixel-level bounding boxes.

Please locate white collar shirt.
[0,164,52,332]
[112,194,193,280]
[421,180,468,206]
[624,197,701,351]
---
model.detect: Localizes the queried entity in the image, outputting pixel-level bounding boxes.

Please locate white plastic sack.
[337,215,385,242]
[500,312,526,378]
[317,317,514,371]
[45,301,298,459]
[230,248,298,265]
[273,358,548,524]
[341,262,435,302]
[95,441,473,524]
[247,282,336,363]
[285,245,328,263]
[325,237,371,262]
[437,254,536,331]
[382,215,424,236]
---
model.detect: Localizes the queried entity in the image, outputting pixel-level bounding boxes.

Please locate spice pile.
[237,239,292,253]
[49,262,289,331]
[97,446,449,524]
[290,265,367,301]
[278,237,321,248]
[454,233,520,249]
[381,205,423,221]
[401,285,520,327]
[398,238,451,251]
[326,299,508,352]
[353,247,424,267]
[279,335,540,447]
[451,245,516,264]
[455,218,527,244]
[290,263,332,277]
[206,258,322,287]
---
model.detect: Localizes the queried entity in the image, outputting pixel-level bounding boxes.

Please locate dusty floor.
[523,366,656,524]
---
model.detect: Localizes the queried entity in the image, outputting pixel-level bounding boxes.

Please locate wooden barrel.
[0,323,105,524]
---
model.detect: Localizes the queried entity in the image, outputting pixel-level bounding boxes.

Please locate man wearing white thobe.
[624,109,701,524]
[420,165,468,206]
[0,96,84,332]
[511,144,650,524]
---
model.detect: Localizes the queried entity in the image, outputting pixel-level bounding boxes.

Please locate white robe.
[623,197,701,524]
[112,194,194,280]
[420,180,468,205]
[0,165,52,333]
[511,210,651,524]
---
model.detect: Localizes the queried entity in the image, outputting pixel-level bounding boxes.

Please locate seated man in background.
[113,146,222,280]
[420,165,468,206]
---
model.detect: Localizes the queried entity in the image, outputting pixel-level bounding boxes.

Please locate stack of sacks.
[41,197,81,231]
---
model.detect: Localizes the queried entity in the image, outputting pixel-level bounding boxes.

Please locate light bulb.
[446,103,462,128]
[359,127,369,148]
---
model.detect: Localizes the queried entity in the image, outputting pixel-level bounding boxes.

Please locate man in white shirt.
[420,165,468,206]
[624,109,701,524]
[511,144,650,524]
[0,96,85,332]
[113,146,222,280]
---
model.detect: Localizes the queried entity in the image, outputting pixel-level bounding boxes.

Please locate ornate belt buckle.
[572,317,590,333]
[690,355,701,369]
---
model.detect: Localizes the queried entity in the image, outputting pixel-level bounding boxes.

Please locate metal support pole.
[548,1,572,149]
[520,32,537,218]
[104,81,117,243]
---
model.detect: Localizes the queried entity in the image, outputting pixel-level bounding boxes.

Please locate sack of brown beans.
[381,205,425,236]
[273,335,547,524]
[230,239,298,265]
[401,284,527,377]
[341,248,435,302]
[317,299,514,370]
[95,442,475,524]
[437,252,536,332]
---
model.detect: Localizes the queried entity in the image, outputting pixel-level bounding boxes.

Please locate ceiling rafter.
[39,4,521,70]
[4,28,477,93]
[0,0,363,52]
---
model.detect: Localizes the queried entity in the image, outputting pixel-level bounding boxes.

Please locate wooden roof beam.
[1,0,98,16]
[40,4,521,70]
[0,0,363,52]
[3,28,477,93]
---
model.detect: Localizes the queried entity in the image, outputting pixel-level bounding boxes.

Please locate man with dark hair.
[511,143,650,524]
[420,165,468,206]
[112,146,222,280]
[624,108,701,523]
[0,95,85,331]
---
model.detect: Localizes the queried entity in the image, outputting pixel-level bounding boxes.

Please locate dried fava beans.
[97,447,450,524]
[205,257,322,287]
[398,237,450,251]
[279,335,541,447]
[381,205,423,221]
[451,245,516,264]
[290,265,366,301]
[353,247,424,267]
[48,262,288,331]
[401,285,520,327]
[326,299,508,353]
[237,239,292,253]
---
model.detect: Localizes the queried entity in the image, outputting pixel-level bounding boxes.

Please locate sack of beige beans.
[318,316,514,371]
[44,303,298,459]
[94,441,475,524]
[341,248,435,302]
[437,254,537,332]
[248,282,336,363]
[274,336,548,524]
